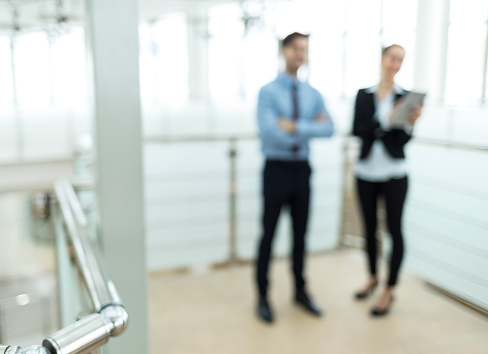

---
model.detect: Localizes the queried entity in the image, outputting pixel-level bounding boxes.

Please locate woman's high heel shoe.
[371,295,394,317]
[354,280,378,300]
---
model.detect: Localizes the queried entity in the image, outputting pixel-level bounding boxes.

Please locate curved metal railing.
[0,178,129,354]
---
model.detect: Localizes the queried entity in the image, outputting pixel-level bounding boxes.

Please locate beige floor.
[149,249,488,354]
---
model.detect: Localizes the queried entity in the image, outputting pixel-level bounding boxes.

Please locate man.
[256,32,334,323]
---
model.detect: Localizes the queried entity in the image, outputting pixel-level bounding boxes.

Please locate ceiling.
[0,0,237,35]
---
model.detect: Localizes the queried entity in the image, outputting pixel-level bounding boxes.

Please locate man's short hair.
[382,44,405,56]
[281,32,309,48]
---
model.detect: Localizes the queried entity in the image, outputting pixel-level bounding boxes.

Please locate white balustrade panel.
[404,142,488,309]
[144,137,345,270]
[144,141,230,270]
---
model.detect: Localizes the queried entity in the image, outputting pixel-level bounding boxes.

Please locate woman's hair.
[382,44,405,57]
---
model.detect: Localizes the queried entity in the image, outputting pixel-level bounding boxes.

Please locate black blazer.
[352,87,412,160]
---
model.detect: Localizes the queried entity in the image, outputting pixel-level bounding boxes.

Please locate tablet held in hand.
[390,92,426,128]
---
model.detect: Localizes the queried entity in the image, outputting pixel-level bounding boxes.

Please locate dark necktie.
[292,83,299,121]
[291,83,299,154]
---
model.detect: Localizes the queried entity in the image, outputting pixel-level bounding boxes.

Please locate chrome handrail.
[54,179,121,312]
[1,178,129,354]
[412,137,488,151]
[145,133,488,152]
[1,345,50,353]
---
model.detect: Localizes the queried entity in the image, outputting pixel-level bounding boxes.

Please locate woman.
[352,44,422,316]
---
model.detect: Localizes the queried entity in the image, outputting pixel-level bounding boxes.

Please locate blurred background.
[0,0,487,353]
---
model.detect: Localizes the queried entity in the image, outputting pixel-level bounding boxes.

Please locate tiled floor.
[149,250,488,354]
[3,190,487,353]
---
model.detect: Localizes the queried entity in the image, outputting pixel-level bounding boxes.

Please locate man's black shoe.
[295,291,323,317]
[257,296,274,323]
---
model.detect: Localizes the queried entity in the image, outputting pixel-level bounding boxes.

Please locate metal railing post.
[229,138,238,264]
[338,137,351,248]
[0,306,3,344]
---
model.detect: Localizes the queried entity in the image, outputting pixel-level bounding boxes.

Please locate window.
[50,27,88,107]
[485,49,488,102]
[208,3,245,104]
[140,13,189,106]
[13,32,51,106]
[445,0,488,105]
[206,0,419,102]
[306,2,345,98]
[9,28,88,108]
[0,36,14,107]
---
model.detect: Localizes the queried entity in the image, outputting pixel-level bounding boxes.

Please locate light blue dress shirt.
[257,73,334,161]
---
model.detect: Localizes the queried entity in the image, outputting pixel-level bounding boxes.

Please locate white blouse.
[355,85,409,182]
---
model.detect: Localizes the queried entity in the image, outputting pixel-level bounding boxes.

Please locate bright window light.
[139,13,189,106]
[13,32,51,107]
[50,27,89,107]
[0,36,14,107]
[445,0,488,105]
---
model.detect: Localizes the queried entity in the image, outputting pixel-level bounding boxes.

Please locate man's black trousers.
[256,159,311,297]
